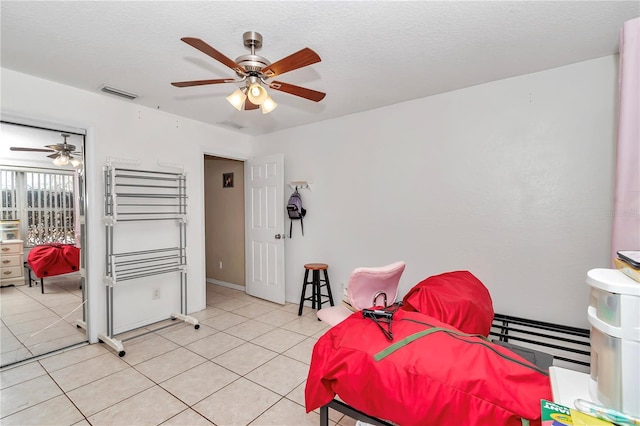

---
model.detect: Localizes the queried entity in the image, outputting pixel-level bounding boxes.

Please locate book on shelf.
[614,257,640,283]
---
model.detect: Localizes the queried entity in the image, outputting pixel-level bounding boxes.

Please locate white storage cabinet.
[586,268,640,418]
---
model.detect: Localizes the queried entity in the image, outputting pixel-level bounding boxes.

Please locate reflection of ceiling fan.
[171,31,326,114]
[10,133,82,167]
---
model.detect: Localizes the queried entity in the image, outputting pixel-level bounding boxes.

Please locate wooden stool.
[299,263,334,316]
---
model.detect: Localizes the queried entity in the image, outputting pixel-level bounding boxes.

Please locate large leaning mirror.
[0,120,88,367]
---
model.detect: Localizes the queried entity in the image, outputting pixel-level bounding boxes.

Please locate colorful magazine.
[540,400,614,426]
[541,400,573,426]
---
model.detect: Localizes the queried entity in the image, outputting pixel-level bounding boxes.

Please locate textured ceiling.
[1,1,638,136]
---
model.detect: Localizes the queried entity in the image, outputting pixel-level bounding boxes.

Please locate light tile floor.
[0,284,355,426]
[1,273,87,367]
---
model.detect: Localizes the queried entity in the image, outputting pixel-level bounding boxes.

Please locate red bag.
[27,244,80,277]
[306,309,550,426]
[402,270,494,336]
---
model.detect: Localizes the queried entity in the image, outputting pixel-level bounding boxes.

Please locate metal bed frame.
[490,313,591,369]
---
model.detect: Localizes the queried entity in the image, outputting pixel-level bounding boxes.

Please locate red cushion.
[401,270,494,336]
[27,244,80,277]
[306,309,550,426]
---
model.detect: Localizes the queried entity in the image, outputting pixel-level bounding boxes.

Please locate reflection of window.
[1,169,76,247]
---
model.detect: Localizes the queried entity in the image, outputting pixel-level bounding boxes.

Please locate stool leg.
[323,269,334,306]
[313,270,320,311]
[298,269,310,316]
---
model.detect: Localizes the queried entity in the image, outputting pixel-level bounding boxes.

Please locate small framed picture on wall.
[223,172,234,188]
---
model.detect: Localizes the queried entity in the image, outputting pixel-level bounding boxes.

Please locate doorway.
[203,153,286,306]
[203,156,245,296]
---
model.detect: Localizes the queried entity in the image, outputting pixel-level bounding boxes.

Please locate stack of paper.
[615,250,640,283]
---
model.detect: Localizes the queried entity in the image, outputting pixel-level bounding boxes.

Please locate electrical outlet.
[218,261,223,269]
[153,288,160,300]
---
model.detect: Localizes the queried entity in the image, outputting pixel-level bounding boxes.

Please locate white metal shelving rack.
[99,166,198,357]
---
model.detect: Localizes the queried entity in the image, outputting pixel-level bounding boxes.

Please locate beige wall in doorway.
[204,156,245,286]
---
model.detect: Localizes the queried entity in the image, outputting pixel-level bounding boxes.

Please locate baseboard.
[206,278,245,292]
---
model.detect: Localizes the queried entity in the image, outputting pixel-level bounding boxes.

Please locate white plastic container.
[586,268,640,417]
[587,268,640,339]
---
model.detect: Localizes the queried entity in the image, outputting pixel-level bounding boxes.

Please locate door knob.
[274,234,286,239]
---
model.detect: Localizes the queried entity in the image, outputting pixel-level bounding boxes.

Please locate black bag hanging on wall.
[287,187,306,237]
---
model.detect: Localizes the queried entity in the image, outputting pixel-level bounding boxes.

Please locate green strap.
[373,322,548,376]
[374,328,439,361]
[374,327,488,361]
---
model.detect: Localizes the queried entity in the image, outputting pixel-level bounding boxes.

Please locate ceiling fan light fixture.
[52,153,69,166]
[261,96,278,114]
[69,156,83,168]
[247,83,268,105]
[226,88,247,111]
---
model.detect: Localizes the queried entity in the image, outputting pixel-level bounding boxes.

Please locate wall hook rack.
[289,181,312,190]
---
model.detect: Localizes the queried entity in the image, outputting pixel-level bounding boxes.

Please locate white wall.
[1,55,618,333]
[1,69,252,341]
[252,56,619,328]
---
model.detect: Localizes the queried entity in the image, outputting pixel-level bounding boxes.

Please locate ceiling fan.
[10,133,82,167]
[171,31,326,114]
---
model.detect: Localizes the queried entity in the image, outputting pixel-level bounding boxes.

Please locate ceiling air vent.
[100,85,138,100]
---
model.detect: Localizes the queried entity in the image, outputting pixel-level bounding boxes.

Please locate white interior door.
[245,154,285,304]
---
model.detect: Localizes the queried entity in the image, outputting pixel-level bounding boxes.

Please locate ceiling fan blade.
[181,37,246,74]
[10,147,55,153]
[47,153,59,159]
[171,78,236,87]
[261,48,321,78]
[244,99,259,110]
[45,144,75,151]
[268,81,326,102]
